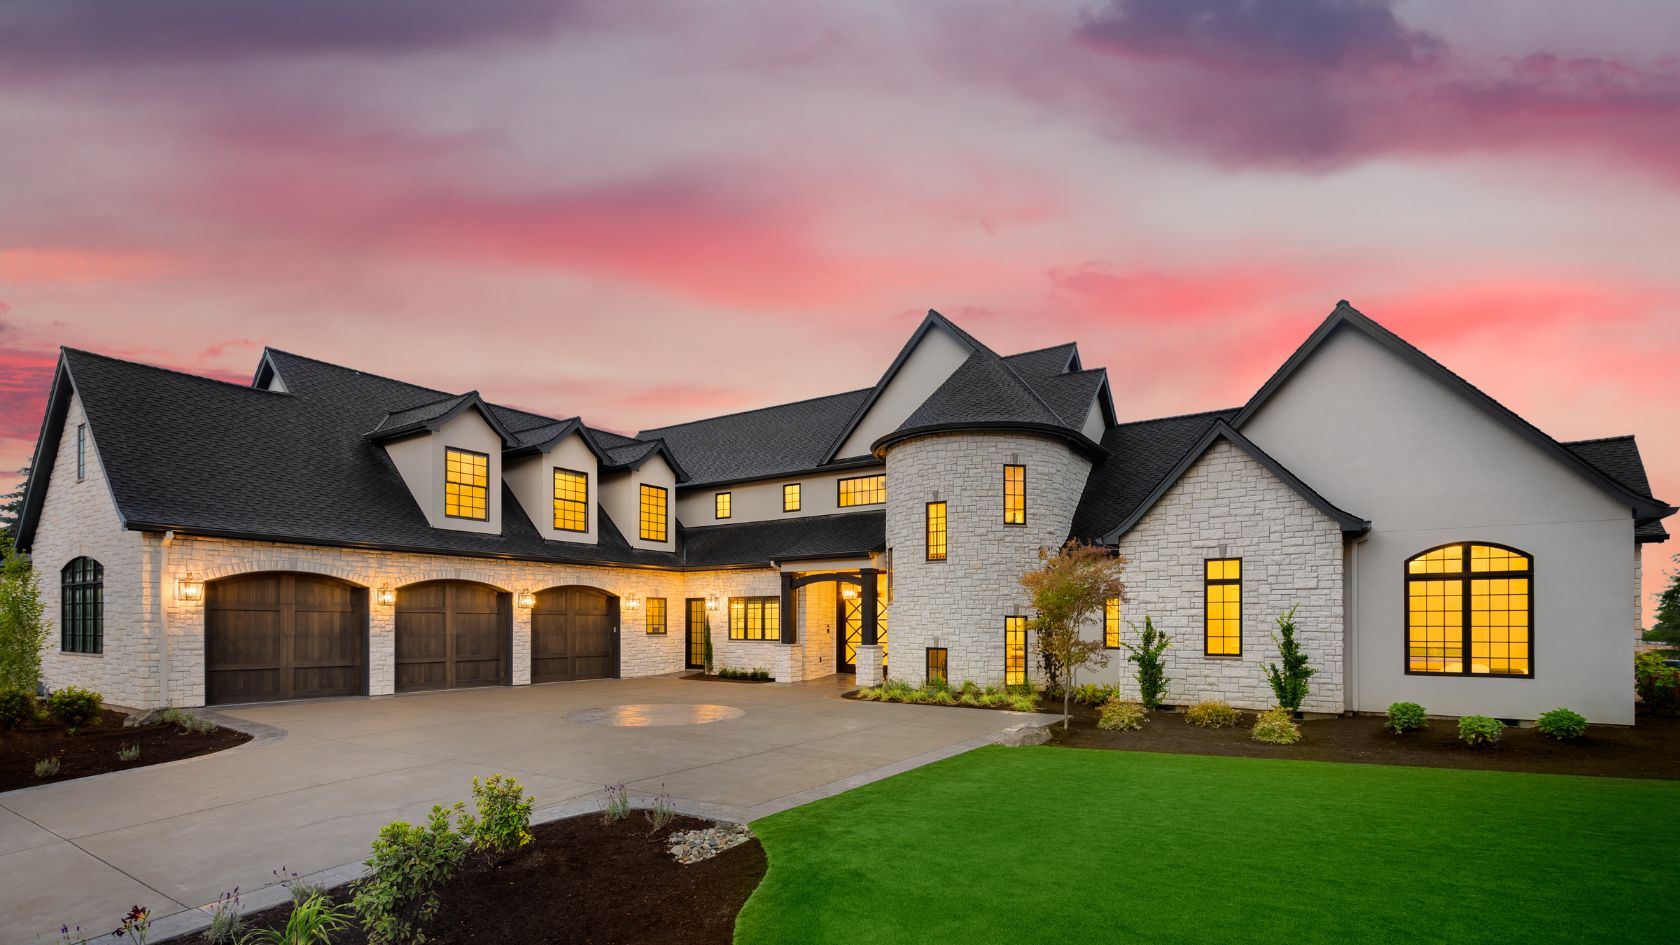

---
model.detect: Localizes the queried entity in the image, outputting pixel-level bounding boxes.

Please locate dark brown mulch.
[839,690,1057,714]
[177,815,765,945]
[682,672,773,684]
[1,709,251,791]
[1049,704,1680,780]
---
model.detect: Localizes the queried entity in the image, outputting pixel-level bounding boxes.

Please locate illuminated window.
[926,501,947,561]
[838,474,886,507]
[76,424,87,481]
[444,448,489,520]
[926,647,948,686]
[1004,615,1027,686]
[728,596,781,641]
[1407,542,1531,676]
[62,557,103,654]
[783,483,801,512]
[840,573,890,668]
[715,492,732,519]
[1004,464,1026,525]
[1205,558,1242,656]
[639,484,668,542]
[1104,596,1121,649]
[552,468,588,532]
[646,597,667,635]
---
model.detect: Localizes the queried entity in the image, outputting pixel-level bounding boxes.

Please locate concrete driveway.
[0,676,1040,944]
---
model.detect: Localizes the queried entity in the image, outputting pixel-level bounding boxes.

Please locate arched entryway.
[395,581,511,692]
[205,572,368,705]
[531,586,619,683]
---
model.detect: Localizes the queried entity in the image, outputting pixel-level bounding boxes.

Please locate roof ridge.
[1002,341,1079,361]
[1564,434,1638,445]
[1114,406,1239,427]
[639,386,871,436]
[382,390,470,415]
[263,347,452,398]
[64,347,289,397]
[976,345,1069,425]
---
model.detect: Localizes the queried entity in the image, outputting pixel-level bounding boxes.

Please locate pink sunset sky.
[2,0,1677,620]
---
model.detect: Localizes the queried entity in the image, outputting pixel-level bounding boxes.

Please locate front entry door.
[836,575,889,675]
[685,598,707,670]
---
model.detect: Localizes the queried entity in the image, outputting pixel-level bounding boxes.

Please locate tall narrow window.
[715,492,732,520]
[61,557,103,654]
[1004,615,1027,686]
[783,483,801,512]
[926,501,947,561]
[1204,558,1242,656]
[444,448,489,520]
[837,474,886,507]
[1406,542,1531,676]
[1104,596,1121,649]
[1004,464,1026,525]
[639,484,668,542]
[646,597,667,635]
[552,468,588,532]
[728,597,781,641]
[76,424,87,481]
[926,647,948,686]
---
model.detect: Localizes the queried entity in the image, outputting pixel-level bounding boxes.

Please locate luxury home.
[14,304,1671,723]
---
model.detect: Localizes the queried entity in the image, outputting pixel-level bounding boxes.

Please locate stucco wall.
[505,431,600,544]
[836,324,971,458]
[674,467,886,526]
[600,454,677,552]
[383,408,504,535]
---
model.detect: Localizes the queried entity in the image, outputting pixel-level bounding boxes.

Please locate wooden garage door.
[395,581,510,692]
[531,586,617,683]
[206,573,367,705]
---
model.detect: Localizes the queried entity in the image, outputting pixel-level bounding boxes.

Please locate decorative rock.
[667,823,754,864]
[994,722,1051,747]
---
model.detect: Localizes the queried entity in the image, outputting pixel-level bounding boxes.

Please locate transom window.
[639,484,669,542]
[1205,558,1242,656]
[838,474,886,507]
[715,492,732,519]
[926,501,947,561]
[646,597,667,635]
[552,468,588,532]
[61,557,103,654]
[1104,596,1121,649]
[783,483,801,512]
[1406,542,1532,677]
[1004,615,1027,686]
[444,448,489,520]
[729,596,781,641]
[1004,464,1026,525]
[926,647,948,686]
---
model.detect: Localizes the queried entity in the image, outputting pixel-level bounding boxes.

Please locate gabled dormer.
[598,439,688,553]
[368,391,516,535]
[503,418,608,545]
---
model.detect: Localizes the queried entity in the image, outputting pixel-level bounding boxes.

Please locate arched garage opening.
[531,585,619,683]
[206,572,369,705]
[395,581,512,692]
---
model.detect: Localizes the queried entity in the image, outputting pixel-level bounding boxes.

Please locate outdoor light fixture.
[841,584,859,601]
[516,589,535,609]
[705,593,719,612]
[176,572,204,604]
[376,585,396,607]
[625,592,641,611]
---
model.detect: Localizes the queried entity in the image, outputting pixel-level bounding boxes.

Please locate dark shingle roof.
[1002,342,1080,381]
[683,511,885,565]
[900,350,1066,430]
[1070,408,1239,541]
[637,388,872,487]
[1564,435,1669,542]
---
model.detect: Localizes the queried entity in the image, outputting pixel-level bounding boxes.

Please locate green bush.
[1535,708,1587,740]
[1263,605,1317,712]
[1097,699,1146,731]
[1120,616,1170,709]
[353,805,466,945]
[1184,700,1239,728]
[1006,690,1040,713]
[1634,652,1680,716]
[46,686,102,731]
[1457,715,1505,747]
[0,687,37,731]
[1251,707,1301,745]
[454,774,533,861]
[1385,702,1429,734]
[1072,683,1120,705]
[0,543,49,694]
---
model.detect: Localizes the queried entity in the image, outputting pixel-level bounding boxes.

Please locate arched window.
[62,557,104,654]
[1406,543,1531,677]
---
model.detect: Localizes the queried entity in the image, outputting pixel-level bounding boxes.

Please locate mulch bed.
[1,709,251,791]
[682,673,773,684]
[176,815,765,945]
[839,690,1056,713]
[1049,704,1680,779]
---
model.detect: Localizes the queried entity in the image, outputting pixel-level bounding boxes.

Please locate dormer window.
[444,448,489,520]
[639,484,668,542]
[553,468,588,532]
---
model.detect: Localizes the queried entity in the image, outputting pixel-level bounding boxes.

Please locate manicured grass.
[738,746,1677,945]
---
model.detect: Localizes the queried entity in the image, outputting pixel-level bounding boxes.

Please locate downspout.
[159,531,173,708]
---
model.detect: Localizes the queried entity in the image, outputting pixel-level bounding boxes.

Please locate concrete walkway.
[0,676,1041,945]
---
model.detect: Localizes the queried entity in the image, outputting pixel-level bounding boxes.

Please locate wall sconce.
[176,572,204,604]
[841,584,860,601]
[376,585,396,607]
[705,593,719,612]
[624,592,641,611]
[516,589,535,609]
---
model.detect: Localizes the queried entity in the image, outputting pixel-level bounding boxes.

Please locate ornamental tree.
[1019,540,1128,728]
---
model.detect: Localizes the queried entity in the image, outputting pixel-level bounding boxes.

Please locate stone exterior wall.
[1114,440,1346,714]
[884,431,1091,687]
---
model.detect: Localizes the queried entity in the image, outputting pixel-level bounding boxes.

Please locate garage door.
[395,581,510,691]
[531,586,618,683]
[206,573,367,705]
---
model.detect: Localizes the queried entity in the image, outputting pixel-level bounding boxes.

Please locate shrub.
[206,890,242,945]
[1263,605,1316,712]
[454,774,533,861]
[353,806,465,945]
[0,542,49,694]
[1251,707,1301,745]
[1634,652,1680,716]
[0,686,36,731]
[1120,616,1170,709]
[1535,707,1588,740]
[1458,715,1505,747]
[272,867,324,907]
[241,893,352,945]
[118,743,141,763]
[602,782,630,822]
[1072,683,1120,705]
[1097,699,1146,731]
[34,755,60,777]
[160,709,218,735]
[1185,700,1239,728]
[1385,702,1429,734]
[1006,690,1039,713]
[47,686,102,731]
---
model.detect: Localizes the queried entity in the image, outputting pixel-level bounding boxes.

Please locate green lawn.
[737,746,1677,945]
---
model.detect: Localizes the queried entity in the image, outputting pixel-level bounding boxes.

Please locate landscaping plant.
[273,867,325,907]
[161,708,218,735]
[240,893,352,945]
[1019,540,1126,727]
[1121,616,1171,710]
[46,685,103,732]
[1385,702,1429,734]
[603,782,631,822]
[1097,699,1146,731]
[115,905,151,945]
[0,686,36,731]
[1251,707,1301,745]
[0,539,48,694]
[353,805,466,945]
[647,786,676,834]
[1185,700,1239,728]
[1649,553,1680,641]
[207,890,243,945]
[702,616,714,675]
[1263,605,1315,713]
[1535,708,1588,740]
[118,743,141,763]
[1072,683,1120,705]
[454,773,534,862]
[34,755,60,777]
[1457,715,1505,747]
[1634,652,1679,716]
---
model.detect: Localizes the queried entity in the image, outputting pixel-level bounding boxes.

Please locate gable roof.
[366,390,517,446]
[636,388,872,488]
[1070,408,1237,542]
[1094,420,1370,543]
[1563,435,1669,542]
[1233,301,1674,522]
[820,310,984,464]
